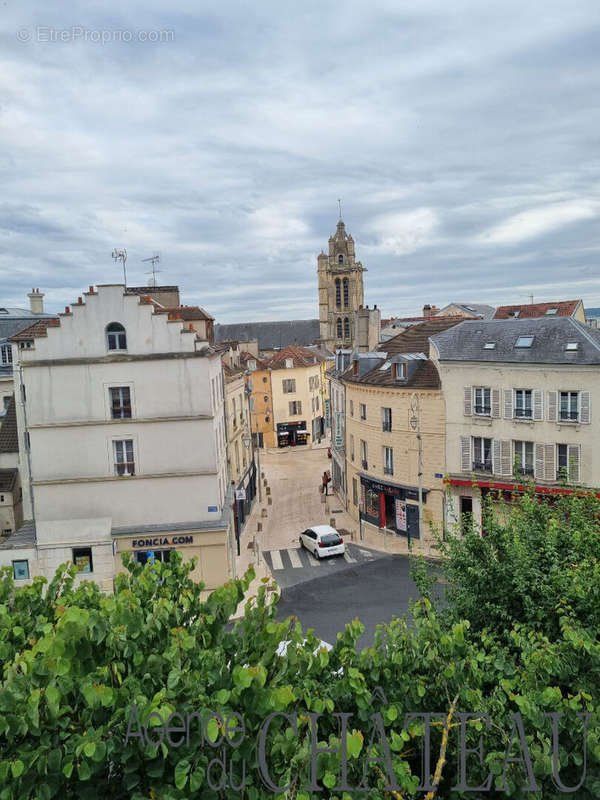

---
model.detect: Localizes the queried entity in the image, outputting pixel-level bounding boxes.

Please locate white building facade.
[0,284,233,591]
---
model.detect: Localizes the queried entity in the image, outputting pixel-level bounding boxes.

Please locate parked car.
[299,525,345,559]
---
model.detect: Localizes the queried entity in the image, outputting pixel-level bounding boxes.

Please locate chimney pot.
[65,306,70,314]
[27,288,45,314]
[89,285,94,293]
[77,297,83,304]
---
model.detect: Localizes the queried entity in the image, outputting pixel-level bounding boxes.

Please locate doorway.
[460,496,473,535]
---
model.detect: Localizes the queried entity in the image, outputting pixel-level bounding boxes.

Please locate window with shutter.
[500,440,512,475]
[548,391,557,422]
[492,439,500,474]
[460,436,471,472]
[568,444,581,483]
[580,391,591,424]
[503,389,513,419]
[463,386,472,416]
[534,443,545,481]
[533,389,543,421]
[491,388,500,418]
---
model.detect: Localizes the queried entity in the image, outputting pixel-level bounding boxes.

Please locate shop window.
[136,549,171,566]
[73,547,93,573]
[106,322,127,351]
[110,386,132,419]
[12,560,29,580]
[365,487,379,517]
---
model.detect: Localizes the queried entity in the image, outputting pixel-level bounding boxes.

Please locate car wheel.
[299,537,304,549]
[314,548,320,559]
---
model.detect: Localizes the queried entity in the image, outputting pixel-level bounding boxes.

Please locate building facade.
[0,284,233,591]
[431,317,600,531]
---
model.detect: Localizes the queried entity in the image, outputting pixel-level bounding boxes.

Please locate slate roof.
[493,300,581,320]
[0,468,17,492]
[154,305,214,321]
[0,397,18,453]
[438,303,496,319]
[342,317,463,389]
[215,319,320,350]
[0,520,35,550]
[431,317,600,364]
[0,314,57,342]
[267,345,323,370]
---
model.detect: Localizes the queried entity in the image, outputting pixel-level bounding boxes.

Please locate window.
[483,342,496,350]
[343,278,349,308]
[350,400,354,417]
[545,307,558,315]
[565,342,579,351]
[343,317,350,339]
[557,444,579,481]
[511,310,521,318]
[289,401,302,415]
[0,495,3,503]
[514,440,534,476]
[474,387,491,416]
[72,547,93,573]
[473,437,492,472]
[392,362,406,380]
[515,389,533,419]
[282,379,296,393]
[360,439,368,470]
[110,386,132,419]
[360,403,367,420]
[285,358,293,369]
[136,549,171,566]
[352,477,358,506]
[335,279,341,308]
[12,560,29,580]
[336,318,343,338]
[350,434,355,461]
[106,322,127,351]
[248,360,256,371]
[0,344,12,365]
[382,407,392,432]
[515,336,534,348]
[338,254,344,264]
[114,439,135,476]
[560,391,578,422]
[383,446,394,475]
[315,396,320,412]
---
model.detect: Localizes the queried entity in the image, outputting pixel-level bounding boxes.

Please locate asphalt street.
[275,553,439,650]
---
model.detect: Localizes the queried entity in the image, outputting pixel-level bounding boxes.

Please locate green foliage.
[0,506,599,798]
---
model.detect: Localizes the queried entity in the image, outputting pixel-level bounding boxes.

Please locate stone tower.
[317,218,366,351]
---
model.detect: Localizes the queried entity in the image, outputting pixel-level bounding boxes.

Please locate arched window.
[336,318,343,339]
[106,322,127,351]
[338,254,344,264]
[344,317,350,339]
[343,278,349,308]
[335,278,341,309]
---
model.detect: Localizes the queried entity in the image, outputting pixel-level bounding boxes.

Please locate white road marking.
[343,551,357,563]
[358,548,374,559]
[307,551,321,566]
[270,550,284,570]
[288,549,303,568]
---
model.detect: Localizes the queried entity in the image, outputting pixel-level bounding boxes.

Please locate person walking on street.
[322,471,329,496]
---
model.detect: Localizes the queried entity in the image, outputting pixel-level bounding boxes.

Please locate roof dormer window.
[545,307,558,315]
[565,342,579,351]
[285,358,293,368]
[392,362,406,380]
[483,342,496,350]
[515,336,534,348]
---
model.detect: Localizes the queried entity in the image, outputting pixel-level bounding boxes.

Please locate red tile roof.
[154,305,214,321]
[493,300,581,320]
[266,345,323,370]
[9,318,61,341]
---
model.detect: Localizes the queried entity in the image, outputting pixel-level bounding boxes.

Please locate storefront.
[232,460,257,550]
[277,421,309,447]
[359,475,427,540]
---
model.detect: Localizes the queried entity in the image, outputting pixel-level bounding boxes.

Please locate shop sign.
[395,499,407,532]
[235,488,246,501]
[131,535,194,548]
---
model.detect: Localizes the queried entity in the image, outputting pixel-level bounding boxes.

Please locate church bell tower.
[317,216,365,351]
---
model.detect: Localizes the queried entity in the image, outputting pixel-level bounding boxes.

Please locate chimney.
[423,304,432,319]
[28,288,45,315]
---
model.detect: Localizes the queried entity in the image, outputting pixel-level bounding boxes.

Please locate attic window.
[392,362,406,380]
[565,342,579,351]
[510,310,520,318]
[515,336,534,348]
[248,360,256,370]
[545,308,558,315]
[353,359,359,376]
[483,342,496,350]
[285,358,293,369]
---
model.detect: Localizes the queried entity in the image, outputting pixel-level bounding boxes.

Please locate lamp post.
[409,393,423,549]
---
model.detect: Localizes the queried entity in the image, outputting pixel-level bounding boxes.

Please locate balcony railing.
[514,408,533,419]
[473,459,492,473]
[515,466,534,477]
[474,406,491,416]
[559,411,579,422]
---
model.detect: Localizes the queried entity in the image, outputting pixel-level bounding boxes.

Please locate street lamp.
[409,393,423,549]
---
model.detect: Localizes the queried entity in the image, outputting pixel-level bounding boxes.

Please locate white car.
[299,525,345,559]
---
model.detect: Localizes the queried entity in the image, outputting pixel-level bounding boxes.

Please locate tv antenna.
[112,248,128,287]
[142,253,161,287]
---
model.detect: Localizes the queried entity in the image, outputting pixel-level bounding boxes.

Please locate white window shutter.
[544,444,555,482]
[464,387,472,416]
[460,436,471,472]
[580,391,591,424]
[534,443,545,481]
[504,389,513,419]
[533,390,543,421]
[568,444,581,483]
[548,391,557,422]
[500,440,512,476]
[492,439,501,474]
[491,389,500,418]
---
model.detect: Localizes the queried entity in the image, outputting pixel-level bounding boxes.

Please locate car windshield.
[320,533,341,546]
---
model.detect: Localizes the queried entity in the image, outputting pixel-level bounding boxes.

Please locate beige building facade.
[431,316,600,531]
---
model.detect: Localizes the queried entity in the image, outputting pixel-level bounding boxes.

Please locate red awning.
[446,477,599,498]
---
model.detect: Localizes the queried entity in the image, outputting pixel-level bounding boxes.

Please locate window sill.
[512,418,534,424]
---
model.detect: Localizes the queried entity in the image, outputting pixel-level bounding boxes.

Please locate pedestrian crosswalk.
[263,545,359,572]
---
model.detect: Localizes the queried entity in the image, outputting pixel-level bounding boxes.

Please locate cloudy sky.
[2,1,600,321]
